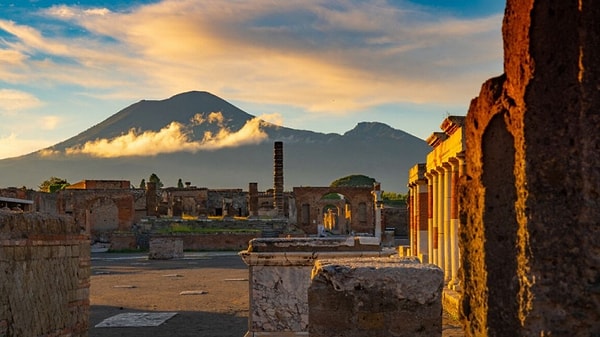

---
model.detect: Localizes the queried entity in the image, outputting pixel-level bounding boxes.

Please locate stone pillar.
[248,182,258,218]
[239,237,384,337]
[442,163,452,283]
[426,173,433,264]
[145,181,158,216]
[436,168,444,270]
[449,157,461,290]
[407,186,415,255]
[0,212,90,337]
[459,1,600,336]
[309,257,444,337]
[430,172,438,265]
[417,181,429,259]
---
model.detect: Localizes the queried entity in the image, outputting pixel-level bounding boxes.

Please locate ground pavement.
[90,251,464,337]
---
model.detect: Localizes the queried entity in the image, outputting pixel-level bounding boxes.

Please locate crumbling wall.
[0,211,90,337]
[459,1,600,336]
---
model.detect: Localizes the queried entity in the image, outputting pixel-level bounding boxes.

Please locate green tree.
[139,178,146,189]
[177,178,184,188]
[38,177,69,193]
[382,191,407,207]
[149,173,163,189]
[330,174,376,188]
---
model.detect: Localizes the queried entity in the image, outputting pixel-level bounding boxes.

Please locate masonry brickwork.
[0,211,90,337]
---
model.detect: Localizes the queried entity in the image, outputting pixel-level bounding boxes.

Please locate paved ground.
[90,251,464,337]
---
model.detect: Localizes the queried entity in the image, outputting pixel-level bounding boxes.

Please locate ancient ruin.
[309,257,443,337]
[458,1,600,335]
[0,211,90,336]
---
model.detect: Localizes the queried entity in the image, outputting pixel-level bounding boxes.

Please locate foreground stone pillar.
[0,211,90,336]
[239,237,383,337]
[309,257,443,337]
[459,1,600,336]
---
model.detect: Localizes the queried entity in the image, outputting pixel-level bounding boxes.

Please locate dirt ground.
[89,251,464,337]
[90,252,249,337]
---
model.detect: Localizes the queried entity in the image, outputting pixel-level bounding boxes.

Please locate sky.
[0,0,505,160]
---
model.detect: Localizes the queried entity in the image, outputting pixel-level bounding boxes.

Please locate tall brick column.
[459,1,600,336]
[273,141,284,217]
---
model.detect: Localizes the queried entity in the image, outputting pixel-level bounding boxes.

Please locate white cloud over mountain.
[64,112,269,157]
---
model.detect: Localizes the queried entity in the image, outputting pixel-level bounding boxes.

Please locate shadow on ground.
[90,305,247,337]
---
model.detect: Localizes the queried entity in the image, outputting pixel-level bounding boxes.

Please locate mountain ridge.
[0,91,430,192]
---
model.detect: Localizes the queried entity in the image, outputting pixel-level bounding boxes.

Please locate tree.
[330,174,376,188]
[38,177,69,193]
[139,178,146,189]
[382,191,407,207]
[149,173,163,189]
[177,178,184,188]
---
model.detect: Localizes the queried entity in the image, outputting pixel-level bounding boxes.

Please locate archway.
[319,193,350,234]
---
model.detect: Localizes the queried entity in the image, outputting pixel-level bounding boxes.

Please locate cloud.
[0,133,53,159]
[0,89,42,113]
[64,114,269,158]
[16,0,502,112]
[41,116,61,130]
[257,113,284,127]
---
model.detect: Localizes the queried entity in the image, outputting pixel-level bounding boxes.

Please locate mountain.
[0,91,431,192]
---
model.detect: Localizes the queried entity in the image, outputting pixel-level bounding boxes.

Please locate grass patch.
[159,224,260,234]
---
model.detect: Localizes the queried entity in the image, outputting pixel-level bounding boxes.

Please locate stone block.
[309,257,443,337]
[148,237,184,260]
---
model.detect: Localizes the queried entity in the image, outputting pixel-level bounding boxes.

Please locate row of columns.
[407,155,463,290]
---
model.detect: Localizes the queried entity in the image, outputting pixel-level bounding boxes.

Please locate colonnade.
[407,116,465,290]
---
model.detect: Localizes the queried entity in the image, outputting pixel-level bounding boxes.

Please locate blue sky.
[0,0,505,159]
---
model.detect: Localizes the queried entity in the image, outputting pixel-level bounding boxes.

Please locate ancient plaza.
[1,1,599,336]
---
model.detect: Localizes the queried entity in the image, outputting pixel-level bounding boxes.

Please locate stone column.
[426,173,433,264]
[442,163,452,283]
[449,157,461,290]
[436,167,445,270]
[417,180,429,259]
[430,172,438,266]
[248,182,258,218]
[407,186,415,255]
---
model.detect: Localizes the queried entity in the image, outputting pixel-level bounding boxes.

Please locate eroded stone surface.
[460,1,600,336]
[148,237,184,260]
[246,236,381,253]
[309,257,443,337]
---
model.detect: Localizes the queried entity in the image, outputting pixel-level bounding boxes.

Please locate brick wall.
[0,211,90,337]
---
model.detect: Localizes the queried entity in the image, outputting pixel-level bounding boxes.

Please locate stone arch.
[292,186,374,235]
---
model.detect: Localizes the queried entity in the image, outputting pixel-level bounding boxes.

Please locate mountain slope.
[0,91,431,192]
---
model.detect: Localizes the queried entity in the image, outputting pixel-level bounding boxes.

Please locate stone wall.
[459,1,600,336]
[0,211,90,337]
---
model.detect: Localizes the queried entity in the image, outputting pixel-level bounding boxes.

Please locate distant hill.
[0,91,431,192]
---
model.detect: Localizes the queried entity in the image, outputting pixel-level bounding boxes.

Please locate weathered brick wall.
[0,211,90,337]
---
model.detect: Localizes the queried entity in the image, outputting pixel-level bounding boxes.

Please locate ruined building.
[407,116,464,291]
[408,1,599,335]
